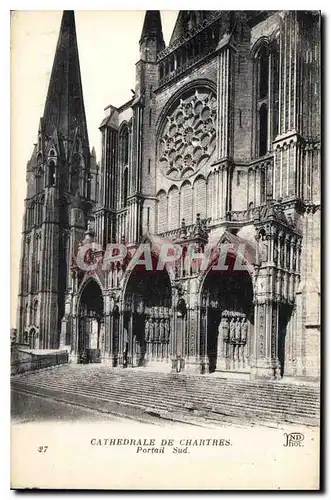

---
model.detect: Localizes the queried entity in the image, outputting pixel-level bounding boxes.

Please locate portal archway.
[78,279,104,363]
[200,263,254,373]
[123,267,172,367]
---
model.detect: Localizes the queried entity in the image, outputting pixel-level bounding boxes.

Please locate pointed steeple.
[140,11,165,53]
[42,11,89,152]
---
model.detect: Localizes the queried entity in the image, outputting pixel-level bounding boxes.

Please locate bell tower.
[17,11,94,349]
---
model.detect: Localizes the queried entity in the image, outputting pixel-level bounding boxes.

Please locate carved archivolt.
[158,87,217,181]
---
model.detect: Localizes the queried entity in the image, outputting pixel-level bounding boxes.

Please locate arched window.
[157,190,167,233]
[159,63,164,80]
[271,43,280,139]
[123,168,128,207]
[48,160,55,186]
[259,46,269,99]
[254,40,280,157]
[259,104,268,157]
[121,127,129,165]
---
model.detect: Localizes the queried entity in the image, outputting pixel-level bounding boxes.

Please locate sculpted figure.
[149,317,154,343]
[145,319,150,342]
[159,319,165,343]
[221,315,229,342]
[230,318,236,343]
[164,320,170,343]
[235,317,241,343]
[241,318,248,345]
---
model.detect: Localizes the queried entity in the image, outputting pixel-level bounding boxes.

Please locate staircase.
[11,365,320,427]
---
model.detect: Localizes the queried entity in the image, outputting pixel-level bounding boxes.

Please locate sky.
[10,10,179,326]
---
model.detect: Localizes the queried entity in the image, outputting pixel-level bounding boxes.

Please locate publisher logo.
[283,432,304,447]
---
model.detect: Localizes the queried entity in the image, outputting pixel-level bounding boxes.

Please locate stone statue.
[230,318,236,343]
[235,317,241,343]
[241,318,248,344]
[159,319,165,343]
[221,315,229,342]
[164,320,170,343]
[145,319,150,342]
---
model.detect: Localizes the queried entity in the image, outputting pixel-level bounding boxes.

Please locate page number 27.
[38,446,48,453]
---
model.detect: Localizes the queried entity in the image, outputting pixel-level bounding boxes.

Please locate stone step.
[13,376,319,409]
[15,368,319,402]
[12,379,318,427]
[17,370,319,412]
[12,375,319,424]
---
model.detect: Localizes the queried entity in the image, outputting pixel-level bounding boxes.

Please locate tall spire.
[140,11,165,53]
[42,11,89,150]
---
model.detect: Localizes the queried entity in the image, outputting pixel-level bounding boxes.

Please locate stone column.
[251,299,280,379]
[117,302,125,367]
[70,315,79,363]
[184,291,201,374]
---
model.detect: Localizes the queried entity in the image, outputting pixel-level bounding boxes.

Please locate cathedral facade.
[16,10,321,379]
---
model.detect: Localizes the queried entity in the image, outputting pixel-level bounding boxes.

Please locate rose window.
[159,88,217,180]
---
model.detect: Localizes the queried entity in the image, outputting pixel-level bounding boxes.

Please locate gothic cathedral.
[17,11,320,380]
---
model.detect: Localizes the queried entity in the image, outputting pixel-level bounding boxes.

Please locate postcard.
[10,9,321,490]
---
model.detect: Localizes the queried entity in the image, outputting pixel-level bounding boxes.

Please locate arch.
[206,173,214,218]
[119,123,130,166]
[156,189,167,233]
[168,185,180,229]
[198,240,255,297]
[28,327,37,349]
[258,45,269,99]
[122,265,172,367]
[199,250,254,373]
[77,277,104,364]
[193,175,207,220]
[180,180,193,225]
[48,160,55,187]
[251,36,270,59]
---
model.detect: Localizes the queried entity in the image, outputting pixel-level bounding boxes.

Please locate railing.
[11,351,69,376]
[226,205,268,223]
[159,218,212,240]
[157,11,222,61]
